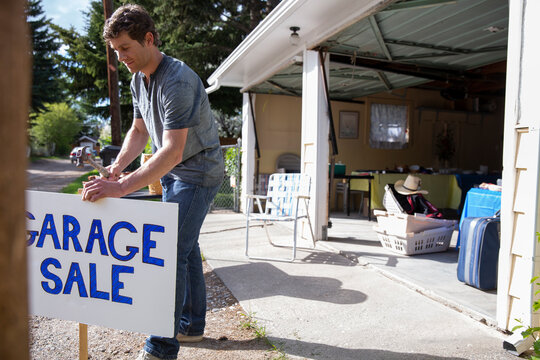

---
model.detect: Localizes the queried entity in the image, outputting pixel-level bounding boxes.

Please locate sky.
[41,0,91,34]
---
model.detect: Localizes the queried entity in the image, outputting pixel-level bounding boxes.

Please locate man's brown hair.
[103,4,161,46]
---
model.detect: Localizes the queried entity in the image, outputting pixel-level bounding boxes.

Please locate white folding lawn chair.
[245,173,315,262]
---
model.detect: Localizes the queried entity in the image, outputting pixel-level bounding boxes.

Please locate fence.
[212,143,241,212]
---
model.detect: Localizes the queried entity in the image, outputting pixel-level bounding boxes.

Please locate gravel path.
[26,158,278,360]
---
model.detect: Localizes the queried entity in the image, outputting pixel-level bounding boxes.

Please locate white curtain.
[369,103,408,149]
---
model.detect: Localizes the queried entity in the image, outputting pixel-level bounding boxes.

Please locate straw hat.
[394,175,428,195]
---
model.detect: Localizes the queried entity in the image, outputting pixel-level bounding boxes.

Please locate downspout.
[205,79,221,94]
[318,50,338,156]
[248,92,261,191]
[319,49,339,228]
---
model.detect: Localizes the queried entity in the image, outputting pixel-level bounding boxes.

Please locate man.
[82,4,224,360]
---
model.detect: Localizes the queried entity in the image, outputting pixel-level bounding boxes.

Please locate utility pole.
[103,0,122,145]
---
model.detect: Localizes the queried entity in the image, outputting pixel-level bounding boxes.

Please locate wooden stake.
[79,323,88,360]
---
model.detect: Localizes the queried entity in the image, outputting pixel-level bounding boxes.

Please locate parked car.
[69,146,94,164]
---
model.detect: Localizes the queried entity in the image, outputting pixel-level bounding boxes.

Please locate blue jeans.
[144,176,219,359]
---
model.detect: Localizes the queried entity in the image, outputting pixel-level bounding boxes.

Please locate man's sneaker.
[176,333,204,343]
[135,350,163,360]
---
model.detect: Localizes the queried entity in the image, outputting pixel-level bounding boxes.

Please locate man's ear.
[145,32,154,46]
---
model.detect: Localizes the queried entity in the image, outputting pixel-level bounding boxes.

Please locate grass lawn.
[29,155,64,163]
[61,170,99,194]
[61,170,156,200]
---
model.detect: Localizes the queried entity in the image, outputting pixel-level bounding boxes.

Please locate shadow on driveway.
[183,336,469,360]
[212,262,367,305]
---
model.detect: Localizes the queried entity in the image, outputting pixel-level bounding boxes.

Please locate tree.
[30,103,83,155]
[53,1,134,135]
[214,109,241,138]
[26,0,64,113]
[151,0,281,117]
[52,0,281,139]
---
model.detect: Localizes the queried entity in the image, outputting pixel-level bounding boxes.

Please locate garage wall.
[254,94,303,174]
[254,89,504,177]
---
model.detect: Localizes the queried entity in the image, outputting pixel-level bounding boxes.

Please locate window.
[369,103,409,149]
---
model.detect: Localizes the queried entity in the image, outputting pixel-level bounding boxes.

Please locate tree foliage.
[53,1,134,135]
[150,0,280,116]
[214,109,241,138]
[30,103,83,155]
[50,0,281,138]
[26,0,64,113]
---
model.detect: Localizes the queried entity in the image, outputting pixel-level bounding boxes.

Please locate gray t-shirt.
[131,54,224,187]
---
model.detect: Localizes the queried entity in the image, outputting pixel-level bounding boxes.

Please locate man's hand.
[81,177,126,202]
[106,163,123,181]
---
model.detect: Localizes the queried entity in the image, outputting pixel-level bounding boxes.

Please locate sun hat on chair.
[394,174,429,195]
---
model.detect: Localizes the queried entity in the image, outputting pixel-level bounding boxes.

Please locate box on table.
[374,210,457,234]
[374,225,454,255]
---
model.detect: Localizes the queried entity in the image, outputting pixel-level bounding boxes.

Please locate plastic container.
[373,225,454,255]
[329,163,346,176]
[374,210,457,234]
[382,184,405,213]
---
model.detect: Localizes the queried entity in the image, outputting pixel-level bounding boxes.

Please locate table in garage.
[333,174,374,220]
[349,172,462,213]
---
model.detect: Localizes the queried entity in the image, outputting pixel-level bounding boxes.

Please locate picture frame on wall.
[339,111,359,139]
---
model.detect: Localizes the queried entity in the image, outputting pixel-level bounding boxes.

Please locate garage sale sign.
[25,191,179,337]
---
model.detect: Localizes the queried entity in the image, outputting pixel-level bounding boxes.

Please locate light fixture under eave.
[485,26,504,33]
[289,26,300,45]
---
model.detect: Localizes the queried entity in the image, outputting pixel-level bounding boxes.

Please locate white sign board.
[25,191,178,337]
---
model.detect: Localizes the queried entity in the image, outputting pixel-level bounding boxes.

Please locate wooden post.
[0,0,31,358]
[79,323,88,360]
[102,0,122,146]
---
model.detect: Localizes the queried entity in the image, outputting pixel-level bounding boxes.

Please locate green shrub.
[30,103,83,155]
[224,146,241,177]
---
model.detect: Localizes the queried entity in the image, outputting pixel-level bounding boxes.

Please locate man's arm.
[108,117,149,179]
[82,127,188,202]
[118,128,188,194]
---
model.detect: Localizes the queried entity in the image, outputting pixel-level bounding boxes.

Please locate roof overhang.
[207,0,398,92]
[208,0,508,100]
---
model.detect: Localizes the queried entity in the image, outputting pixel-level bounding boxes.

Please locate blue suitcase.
[457,216,500,290]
